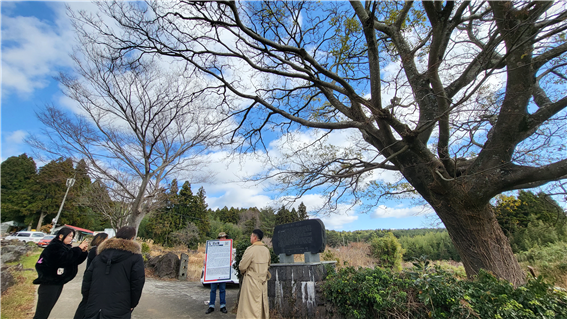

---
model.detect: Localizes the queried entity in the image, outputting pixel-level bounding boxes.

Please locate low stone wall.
[268,261,336,319]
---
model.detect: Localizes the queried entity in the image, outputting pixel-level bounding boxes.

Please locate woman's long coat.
[237,241,271,319]
[82,238,145,319]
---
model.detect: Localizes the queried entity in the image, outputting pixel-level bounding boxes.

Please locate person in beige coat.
[237,229,271,319]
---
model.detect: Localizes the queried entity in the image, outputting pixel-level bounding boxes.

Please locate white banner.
[203,239,233,283]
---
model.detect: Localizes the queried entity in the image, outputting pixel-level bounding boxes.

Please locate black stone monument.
[272,219,326,262]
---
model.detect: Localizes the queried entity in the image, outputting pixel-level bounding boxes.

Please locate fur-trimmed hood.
[97,237,141,255]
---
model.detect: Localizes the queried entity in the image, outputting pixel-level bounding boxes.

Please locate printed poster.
[204,239,233,283]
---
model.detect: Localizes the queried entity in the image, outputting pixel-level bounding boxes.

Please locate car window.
[17,233,31,237]
[33,233,44,237]
[44,235,55,239]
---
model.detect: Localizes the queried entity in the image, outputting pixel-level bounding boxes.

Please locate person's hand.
[79,241,88,251]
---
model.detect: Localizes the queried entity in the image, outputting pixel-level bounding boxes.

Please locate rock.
[1,244,32,264]
[154,252,180,279]
[0,264,22,294]
[147,255,161,269]
[1,269,15,293]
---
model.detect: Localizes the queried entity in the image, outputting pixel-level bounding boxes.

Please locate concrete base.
[279,253,294,263]
[268,261,336,318]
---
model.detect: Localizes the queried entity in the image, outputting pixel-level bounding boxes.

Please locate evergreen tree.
[177,183,210,240]
[297,202,308,220]
[59,159,98,229]
[1,154,37,223]
[495,191,565,235]
[219,207,240,225]
[33,158,75,229]
[144,180,183,246]
[259,206,276,238]
[275,205,301,226]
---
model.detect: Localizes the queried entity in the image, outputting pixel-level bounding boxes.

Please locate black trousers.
[33,284,64,319]
[73,294,88,319]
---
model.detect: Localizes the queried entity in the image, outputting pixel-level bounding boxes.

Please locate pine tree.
[1,154,37,223]
[60,159,98,229]
[298,202,308,220]
[32,158,76,229]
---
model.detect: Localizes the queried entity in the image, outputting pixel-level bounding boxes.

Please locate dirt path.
[47,261,238,319]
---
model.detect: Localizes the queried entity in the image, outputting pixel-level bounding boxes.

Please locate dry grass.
[1,250,42,319]
[322,242,378,269]
[321,242,466,277]
[186,243,206,281]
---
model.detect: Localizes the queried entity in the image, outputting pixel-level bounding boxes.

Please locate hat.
[217,232,227,238]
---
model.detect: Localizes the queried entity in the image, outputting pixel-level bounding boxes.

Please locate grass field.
[1,249,41,319]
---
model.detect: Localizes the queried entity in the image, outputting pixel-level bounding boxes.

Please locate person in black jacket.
[82,226,145,319]
[74,232,109,319]
[33,227,88,319]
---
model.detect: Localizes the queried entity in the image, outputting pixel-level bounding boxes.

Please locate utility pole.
[51,177,76,234]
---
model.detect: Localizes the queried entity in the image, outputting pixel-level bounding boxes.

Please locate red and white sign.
[203,239,233,283]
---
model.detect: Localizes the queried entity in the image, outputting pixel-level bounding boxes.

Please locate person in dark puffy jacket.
[33,227,89,319]
[82,226,145,319]
[74,232,109,319]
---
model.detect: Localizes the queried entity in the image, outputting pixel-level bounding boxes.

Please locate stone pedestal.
[268,261,336,319]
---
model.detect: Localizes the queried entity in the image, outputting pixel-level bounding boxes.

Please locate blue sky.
[1,1,438,231]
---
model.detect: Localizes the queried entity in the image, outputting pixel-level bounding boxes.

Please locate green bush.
[323,265,567,319]
[399,230,461,261]
[509,220,567,253]
[207,218,243,241]
[141,242,150,254]
[370,232,404,271]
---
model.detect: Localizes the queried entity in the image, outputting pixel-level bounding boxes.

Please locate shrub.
[399,230,461,261]
[323,264,567,319]
[321,249,340,264]
[509,220,566,253]
[141,242,150,254]
[169,223,200,249]
[370,232,404,271]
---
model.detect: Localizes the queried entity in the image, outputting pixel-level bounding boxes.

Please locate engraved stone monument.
[272,219,326,263]
[269,219,335,318]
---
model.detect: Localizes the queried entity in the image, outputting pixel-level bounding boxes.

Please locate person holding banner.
[237,229,271,319]
[205,232,229,314]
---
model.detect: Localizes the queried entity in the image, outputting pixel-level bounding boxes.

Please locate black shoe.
[220,307,227,313]
[206,307,215,314]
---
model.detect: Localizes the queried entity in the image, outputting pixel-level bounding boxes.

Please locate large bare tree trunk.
[36,212,46,230]
[128,212,145,236]
[436,201,525,286]
[127,177,149,235]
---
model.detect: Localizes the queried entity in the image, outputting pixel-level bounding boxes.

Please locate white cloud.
[317,208,359,230]
[2,8,72,95]
[1,130,29,161]
[5,130,28,144]
[371,204,434,219]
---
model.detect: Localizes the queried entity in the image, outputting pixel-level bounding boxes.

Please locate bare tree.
[27,15,230,232]
[69,1,567,286]
[77,180,131,230]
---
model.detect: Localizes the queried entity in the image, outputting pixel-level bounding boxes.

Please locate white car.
[5,231,47,243]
